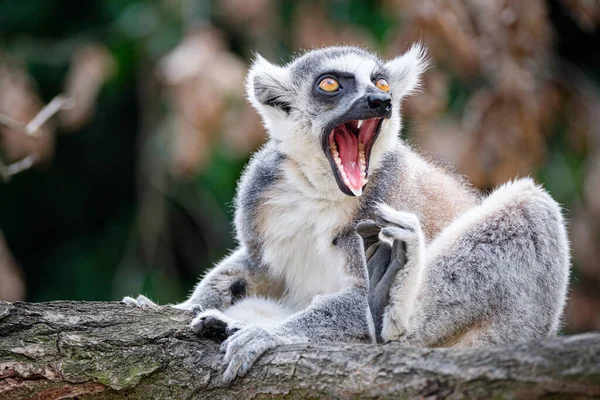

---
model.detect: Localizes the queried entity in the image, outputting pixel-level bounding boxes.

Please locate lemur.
[124,45,571,384]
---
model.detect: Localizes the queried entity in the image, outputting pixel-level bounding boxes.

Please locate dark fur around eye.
[312,73,356,102]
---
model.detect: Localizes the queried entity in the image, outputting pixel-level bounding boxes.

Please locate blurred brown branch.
[0,95,73,138]
[0,42,113,182]
[0,95,73,181]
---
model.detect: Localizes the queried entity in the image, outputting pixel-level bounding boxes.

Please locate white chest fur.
[257,179,359,311]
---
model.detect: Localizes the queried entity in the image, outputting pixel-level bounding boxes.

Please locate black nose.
[367,94,392,114]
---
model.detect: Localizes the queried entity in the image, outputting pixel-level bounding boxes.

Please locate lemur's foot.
[376,203,424,254]
[357,220,407,341]
[191,309,246,342]
[122,294,160,309]
[220,325,290,385]
[373,205,426,342]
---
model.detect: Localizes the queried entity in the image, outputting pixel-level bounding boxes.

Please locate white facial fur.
[246,44,429,198]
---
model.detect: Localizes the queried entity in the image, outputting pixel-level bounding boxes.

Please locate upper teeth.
[357,120,364,129]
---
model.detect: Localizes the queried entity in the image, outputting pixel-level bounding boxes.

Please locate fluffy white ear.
[385,43,430,98]
[246,54,293,113]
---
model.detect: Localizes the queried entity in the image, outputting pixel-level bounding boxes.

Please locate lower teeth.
[330,139,368,194]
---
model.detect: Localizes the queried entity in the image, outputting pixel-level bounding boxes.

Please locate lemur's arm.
[216,231,376,384]
[173,248,256,311]
[124,247,281,312]
[196,222,410,384]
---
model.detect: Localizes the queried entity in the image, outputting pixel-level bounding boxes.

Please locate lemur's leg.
[219,286,373,384]
[378,179,570,347]
[216,232,374,384]
[123,247,283,312]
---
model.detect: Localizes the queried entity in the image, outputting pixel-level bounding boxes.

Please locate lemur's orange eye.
[318,77,340,92]
[375,78,390,93]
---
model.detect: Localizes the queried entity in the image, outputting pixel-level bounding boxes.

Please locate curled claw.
[356,220,381,244]
[356,219,384,262]
[356,219,381,240]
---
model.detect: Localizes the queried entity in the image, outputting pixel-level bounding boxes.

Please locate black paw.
[192,315,240,342]
[359,233,407,342]
[356,220,382,254]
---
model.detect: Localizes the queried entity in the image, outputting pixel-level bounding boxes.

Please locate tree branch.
[0,95,73,182]
[23,95,73,138]
[0,155,36,182]
[0,301,598,399]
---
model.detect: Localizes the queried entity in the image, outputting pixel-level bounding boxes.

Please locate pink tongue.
[335,125,363,191]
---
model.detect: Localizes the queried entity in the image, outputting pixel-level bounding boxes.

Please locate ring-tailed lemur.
[124,45,570,384]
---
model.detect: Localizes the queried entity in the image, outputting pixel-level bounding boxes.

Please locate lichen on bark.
[0,301,599,399]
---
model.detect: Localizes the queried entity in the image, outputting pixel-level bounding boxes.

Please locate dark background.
[0,0,599,334]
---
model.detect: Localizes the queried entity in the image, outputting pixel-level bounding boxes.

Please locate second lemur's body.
[124,45,570,383]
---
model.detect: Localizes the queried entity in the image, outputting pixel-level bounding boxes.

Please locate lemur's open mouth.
[328,118,383,196]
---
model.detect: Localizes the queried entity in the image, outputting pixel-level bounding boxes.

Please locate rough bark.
[0,301,598,400]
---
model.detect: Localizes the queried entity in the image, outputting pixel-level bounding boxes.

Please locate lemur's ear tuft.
[384,43,430,98]
[246,54,293,114]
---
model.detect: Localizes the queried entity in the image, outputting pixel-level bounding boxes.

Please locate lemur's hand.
[219,325,290,385]
[191,308,247,342]
[356,220,381,260]
[122,294,160,309]
[356,220,407,342]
